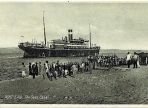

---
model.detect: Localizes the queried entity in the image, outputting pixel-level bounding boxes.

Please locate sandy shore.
[0,66,148,104]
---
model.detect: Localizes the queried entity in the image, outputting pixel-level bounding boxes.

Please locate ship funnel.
[68,29,73,42]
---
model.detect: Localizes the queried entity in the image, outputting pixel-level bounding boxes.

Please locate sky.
[0,3,148,49]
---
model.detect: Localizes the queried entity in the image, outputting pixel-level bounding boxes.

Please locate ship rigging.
[18,12,100,58]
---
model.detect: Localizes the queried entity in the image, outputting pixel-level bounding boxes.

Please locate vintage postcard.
[0,1,148,107]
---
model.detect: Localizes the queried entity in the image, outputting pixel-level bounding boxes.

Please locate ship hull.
[18,45,100,58]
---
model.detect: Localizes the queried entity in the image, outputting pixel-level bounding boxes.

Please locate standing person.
[64,63,69,77]
[84,61,87,72]
[28,62,32,76]
[77,63,80,73]
[68,63,72,76]
[58,64,62,78]
[146,57,148,65]
[32,62,36,79]
[89,61,93,74]
[22,62,26,78]
[49,64,53,81]
[63,63,67,78]
[100,57,103,67]
[56,61,60,77]
[126,52,132,68]
[38,62,42,75]
[71,63,77,77]
[35,62,39,76]
[45,61,50,79]
[80,62,85,73]
[137,57,140,68]
[133,52,138,68]
[85,61,89,72]
[50,63,57,81]
[52,62,57,80]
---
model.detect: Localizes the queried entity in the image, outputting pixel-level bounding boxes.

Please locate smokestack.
[68,29,73,41]
[71,34,73,40]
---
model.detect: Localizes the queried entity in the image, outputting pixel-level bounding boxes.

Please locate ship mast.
[89,24,91,49]
[43,11,47,46]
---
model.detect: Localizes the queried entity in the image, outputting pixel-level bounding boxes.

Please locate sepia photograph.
[0,1,148,106]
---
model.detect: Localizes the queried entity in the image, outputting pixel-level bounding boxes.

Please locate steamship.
[18,14,100,58]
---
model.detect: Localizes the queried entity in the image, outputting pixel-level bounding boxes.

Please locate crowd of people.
[97,52,141,68]
[97,55,126,67]
[21,52,141,79]
[21,59,94,80]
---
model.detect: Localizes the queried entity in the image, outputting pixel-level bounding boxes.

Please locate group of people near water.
[21,52,141,79]
[97,52,141,68]
[21,59,94,80]
[97,55,126,67]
